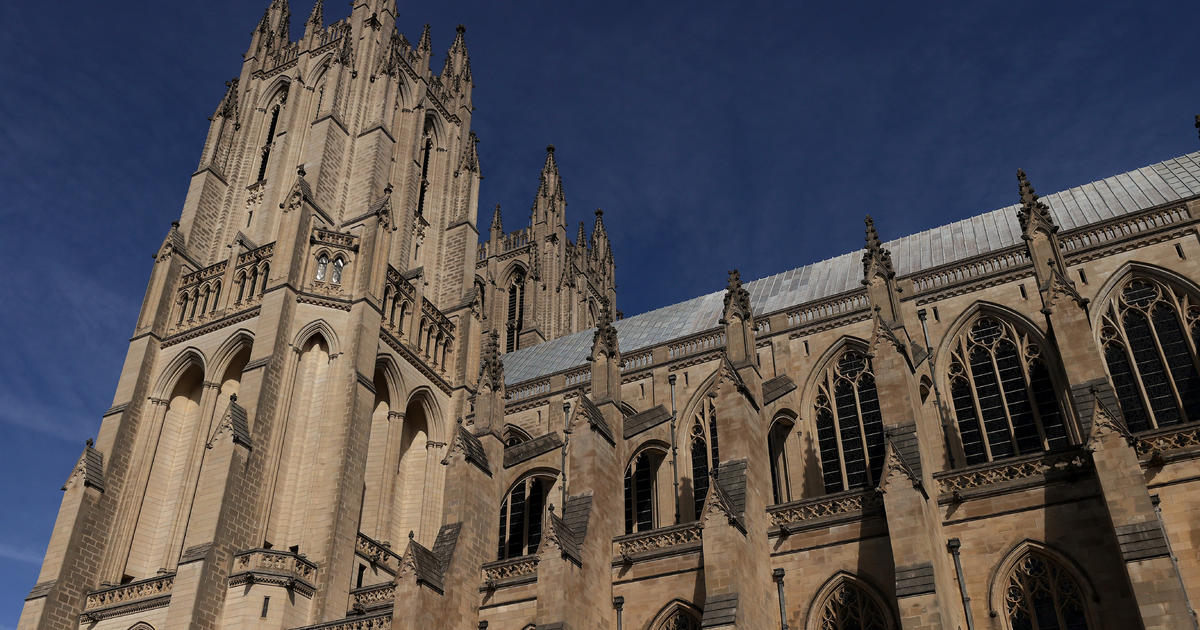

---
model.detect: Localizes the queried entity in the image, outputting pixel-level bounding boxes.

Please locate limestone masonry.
[19,1,1200,629]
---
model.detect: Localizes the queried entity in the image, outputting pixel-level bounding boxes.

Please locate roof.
[503,151,1200,385]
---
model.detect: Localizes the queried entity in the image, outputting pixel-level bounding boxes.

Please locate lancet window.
[814,349,884,494]
[1099,277,1200,432]
[688,396,719,519]
[624,446,666,534]
[331,257,345,285]
[947,316,1070,466]
[768,416,792,504]
[653,608,701,630]
[506,271,526,353]
[497,473,554,560]
[257,103,282,182]
[815,579,891,630]
[1003,552,1090,630]
[316,254,329,282]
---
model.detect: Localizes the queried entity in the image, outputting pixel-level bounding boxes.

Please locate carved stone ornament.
[589,299,619,361]
[861,215,895,284]
[1017,169,1058,238]
[877,439,924,498]
[479,331,504,392]
[720,269,752,325]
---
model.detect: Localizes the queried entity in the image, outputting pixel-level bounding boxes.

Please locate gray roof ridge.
[500,150,1200,386]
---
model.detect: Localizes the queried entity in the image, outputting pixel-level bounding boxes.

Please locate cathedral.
[18,1,1200,629]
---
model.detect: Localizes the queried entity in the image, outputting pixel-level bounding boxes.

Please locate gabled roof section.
[503,151,1200,385]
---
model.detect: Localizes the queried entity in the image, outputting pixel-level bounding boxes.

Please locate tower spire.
[531,145,566,226]
[489,203,503,242]
[304,0,323,39]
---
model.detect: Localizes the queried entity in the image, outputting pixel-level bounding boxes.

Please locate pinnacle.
[307,0,323,27]
[1194,114,1199,142]
[457,24,466,35]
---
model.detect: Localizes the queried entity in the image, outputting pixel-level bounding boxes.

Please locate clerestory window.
[1100,277,1200,432]
[947,316,1070,466]
[814,349,884,494]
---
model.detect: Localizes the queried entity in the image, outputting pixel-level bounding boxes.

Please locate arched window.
[624,447,666,534]
[248,266,259,297]
[947,316,1070,466]
[236,272,247,302]
[1002,551,1091,630]
[768,416,793,504]
[416,119,435,217]
[1099,277,1200,433]
[315,254,329,282]
[506,271,526,353]
[497,473,554,560]
[331,257,345,284]
[814,578,892,630]
[259,263,269,295]
[177,294,188,325]
[814,349,884,494]
[257,104,282,182]
[689,396,719,519]
[653,606,701,630]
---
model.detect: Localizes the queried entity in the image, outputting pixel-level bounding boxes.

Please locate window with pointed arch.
[689,395,719,519]
[497,472,554,560]
[814,349,885,494]
[947,315,1070,466]
[813,577,893,630]
[768,416,793,504]
[1001,550,1091,630]
[624,445,667,534]
[331,257,345,285]
[1099,276,1200,433]
[506,271,526,353]
[652,606,701,630]
[315,254,329,282]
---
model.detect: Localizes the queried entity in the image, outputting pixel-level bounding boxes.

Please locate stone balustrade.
[84,573,174,612]
[613,523,702,560]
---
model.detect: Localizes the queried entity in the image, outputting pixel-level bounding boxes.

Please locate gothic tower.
[17,3,613,628]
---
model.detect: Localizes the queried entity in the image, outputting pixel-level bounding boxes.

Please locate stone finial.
[1017,168,1057,236]
[307,0,323,25]
[1194,114,1199,143]
[536,145,564,202]
[417,24,432,56]
[577,221,587,248]
[479,331,504,390]
[489,203,503,238]
[861,215,895,284]
[721,269,752,324]
[589,299,619,361]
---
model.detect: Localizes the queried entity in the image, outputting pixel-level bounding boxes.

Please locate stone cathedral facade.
[18,1,1200,629]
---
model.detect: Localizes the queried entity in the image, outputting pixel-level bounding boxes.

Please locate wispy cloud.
[0,543,44,566]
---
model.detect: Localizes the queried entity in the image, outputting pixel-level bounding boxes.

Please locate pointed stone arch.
[1090,260,1200,328]
[934,300,1050,367]
[255,75,293,110]
[800,335,872,409]
[127,623,155,630]
[1089,261,1200,432]
[935,301,1075,466]
[987,540,1098,630]
[291,319,342,357]
[210,330,255,380]
[151,347,206,400]
[804,571,896,630]
[802,337,887,495]
[648,599,702,629]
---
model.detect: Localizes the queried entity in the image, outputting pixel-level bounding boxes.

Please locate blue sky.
[1,0,1198,622]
